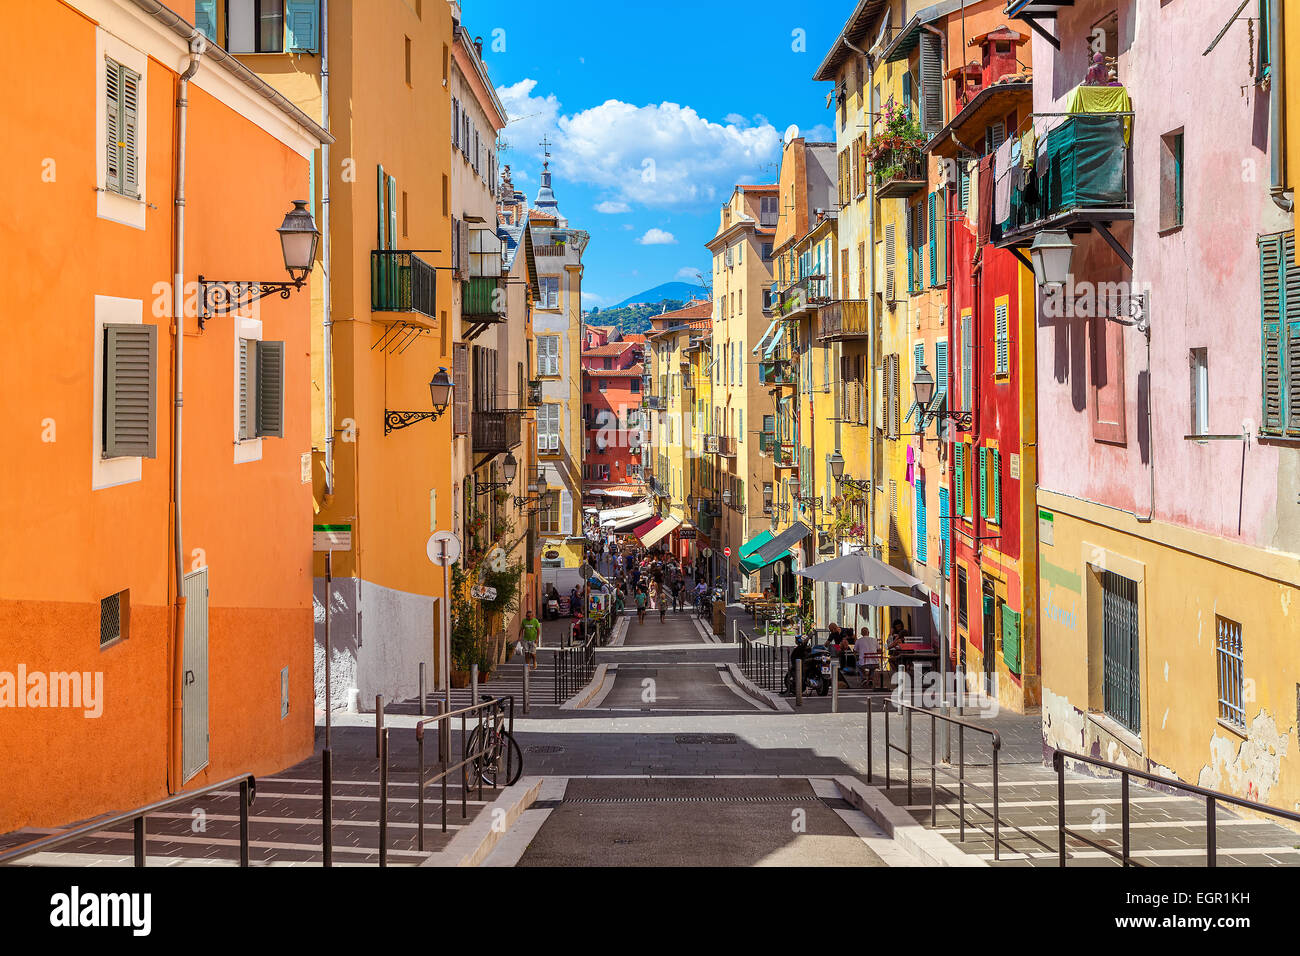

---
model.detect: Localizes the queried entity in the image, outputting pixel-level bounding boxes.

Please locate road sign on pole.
[426,532,461,692]
[427,531,461,565]
[723,546,732,557]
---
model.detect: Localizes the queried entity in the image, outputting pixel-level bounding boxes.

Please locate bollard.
[419,662,426,717]
[378,729,389,867]
[471,663,479,708]
[375,694,384,759]
[523,656,531,715]
[831,661,839,713]
[795,658,803,708]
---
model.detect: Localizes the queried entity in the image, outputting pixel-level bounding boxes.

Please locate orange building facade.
[0,0,328,830]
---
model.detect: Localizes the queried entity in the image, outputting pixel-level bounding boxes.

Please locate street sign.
[313,524,352,552]
[723,546,732,557]
[471,585,499,601]
[701,547,712,557]
[426,531,461,566]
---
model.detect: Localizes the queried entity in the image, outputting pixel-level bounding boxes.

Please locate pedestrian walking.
[635,587,647,624]
[519,608,541,671]
[658,584,667,622]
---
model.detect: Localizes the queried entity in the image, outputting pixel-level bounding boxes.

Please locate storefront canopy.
[637,515,680,548]
[738,529,790,575]
[599,500,654,531]
[762,323,786,358]
[756,521,811,563]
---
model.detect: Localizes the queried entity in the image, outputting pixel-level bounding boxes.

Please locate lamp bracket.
[197,275,306,330]
[384,409,444,435]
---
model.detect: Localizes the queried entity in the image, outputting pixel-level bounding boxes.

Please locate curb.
[832,776,987,867]
[419,776,543,867]
[722,663,792,712]
[558,663,613,710]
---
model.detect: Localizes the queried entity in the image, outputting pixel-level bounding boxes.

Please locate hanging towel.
[966,160,980,230]
[1065,83,1133,144]
[994,136,1015,226]
[1021,127,1036,169]
[977,155,995,248]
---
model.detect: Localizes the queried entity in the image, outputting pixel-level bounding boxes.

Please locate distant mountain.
[609,282,705,310]
[586,300,688,336]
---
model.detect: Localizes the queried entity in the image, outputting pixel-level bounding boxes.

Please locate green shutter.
[387,174,398,250]
[1260,233,1285,433]
[954,443,965,517]
[978,446,988,518]
[1001,604,1021,674]
[286,0,320,53]
[939,488,950,577]
[376,164,387,249]
[257,340,285,438]
[993,449,1002,524]
[906,206,915,291]
[915,479,927,563]
[960,162,970,210]
[928,192,938,287]
[103,324,157,459]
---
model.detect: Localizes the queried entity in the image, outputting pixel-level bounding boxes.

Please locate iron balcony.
[371,250,437,319]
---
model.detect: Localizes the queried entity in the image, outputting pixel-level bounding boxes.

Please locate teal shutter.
[993,449,1002,524]
[915,479,927,563]
[928,192,938,287]
[960,162,971,210]
[194,1,217,41]
[902,73,913,117]
[940,488,950,577]
[256,340,285,438]
[954,443,965,517]
[978,446,988,518]
[1261,233,1286,434]
[376,164,387,249]
[286,1,320,53]
[906,205,915,291]
[935,340,948,401]
[387,174,398,250]
[1001,604,1021,674]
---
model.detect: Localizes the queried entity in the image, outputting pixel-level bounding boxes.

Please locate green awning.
[738,531,789,575]
[740,548,792,575]
[740,530,773,557]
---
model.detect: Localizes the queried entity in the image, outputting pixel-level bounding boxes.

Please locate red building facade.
[581,337,646,506]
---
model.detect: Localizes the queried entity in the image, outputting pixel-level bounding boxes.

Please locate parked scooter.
[782,635,831,697]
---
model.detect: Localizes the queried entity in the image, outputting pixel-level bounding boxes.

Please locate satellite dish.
[783,124,800,146]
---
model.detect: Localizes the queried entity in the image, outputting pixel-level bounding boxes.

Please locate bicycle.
[465,696,523,787]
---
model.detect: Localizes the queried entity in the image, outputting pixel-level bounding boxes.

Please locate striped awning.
[752,319,780,355]
[638,515,681,548]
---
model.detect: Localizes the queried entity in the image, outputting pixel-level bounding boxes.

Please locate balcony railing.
[472,410,522,455]
[462,276,505,323]
[527,380,543,406]
[819,299,871,341]
[1002,114,1132,242]
[759,431,777,457]
[772,442,797,468]
[717,435,738,457]
[873,147,926,199]
[642,395,666,411]
[371,250,437,319]
[759,359,796,386]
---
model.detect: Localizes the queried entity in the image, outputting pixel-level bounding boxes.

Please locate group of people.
[600,544,703,625]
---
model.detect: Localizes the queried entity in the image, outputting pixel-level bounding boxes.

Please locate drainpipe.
[170,31,205,794]
[321,0,335,499]
[1268,0,1292,212]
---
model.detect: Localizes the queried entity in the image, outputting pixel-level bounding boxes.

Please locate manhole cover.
[674,734,737,745]
[527,745,565,754]
[707,734,738,744]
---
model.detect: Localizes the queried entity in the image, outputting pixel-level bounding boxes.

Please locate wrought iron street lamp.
[515,470,549,513]
[1029,229,1075,290]
[385,368,453,434]
[829,451,845,481]
[474,452,518,494]
[912,361,972,432]
[198,200,320,328]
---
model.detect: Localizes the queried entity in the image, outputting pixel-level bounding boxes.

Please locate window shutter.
[560,490,573,535]
[1260,233,1284,433]
[238,338,253,440]
[1001,604,1021,674]
[376,164,387,249]
[960,161,971,210]
[940,488,950,577]
[106,58,121,194]
[954,443,965,517]
[256,340,285,438]
[387,175,398,250]
[285,0,319,52]
[935,340,949,403]
[452,97,460,150]
[919,32,943,136]
[906,206,915,291]
[978,446,988,518]
[928,192,938,287]
[884,223,896,301]
[995,302,1010,376]
[452,343,470,435]
[121,65,140,197]
[915,479,927,563]
[961,312,973,411]
[458,219,470,279]
[993,449,1002,523]
[194,0,218,41]
[103,323,157,458]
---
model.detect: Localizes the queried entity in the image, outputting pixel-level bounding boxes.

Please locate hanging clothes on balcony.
[1065,83,1133,144]
[994,135,1015,227]
[977,155,995,248]
[966,159,980,230]
[1021,126,1036,170]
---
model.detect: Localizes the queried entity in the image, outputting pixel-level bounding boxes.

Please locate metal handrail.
[410,695,515,856]
[868,699,1053,862]
[737,627,786,693]
[0,773,257,867]
[1051,747,1300,867]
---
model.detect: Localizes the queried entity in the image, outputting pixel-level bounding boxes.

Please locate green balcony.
[371,251,437,321]
[463,276,505,324]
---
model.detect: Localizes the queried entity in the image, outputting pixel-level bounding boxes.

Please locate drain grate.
[563,795,805,805]
[527,745,565,754]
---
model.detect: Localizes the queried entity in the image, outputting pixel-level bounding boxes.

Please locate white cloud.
[594,200,630,214]
[675,266,704,280]
[497,81,782,209]
[637,228,677,246]
[803,123,835,143]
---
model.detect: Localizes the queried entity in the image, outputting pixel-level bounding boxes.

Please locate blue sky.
[470,0,851,308]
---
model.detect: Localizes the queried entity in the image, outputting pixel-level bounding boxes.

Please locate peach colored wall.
[0,1,314,829]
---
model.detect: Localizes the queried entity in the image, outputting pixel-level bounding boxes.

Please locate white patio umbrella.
[841,589,925,607]
[797,550,922,587]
